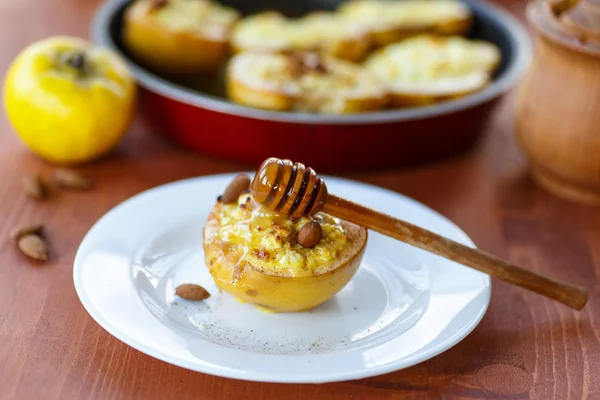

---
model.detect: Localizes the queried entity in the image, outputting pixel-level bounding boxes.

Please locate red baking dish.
[91,0,531,171]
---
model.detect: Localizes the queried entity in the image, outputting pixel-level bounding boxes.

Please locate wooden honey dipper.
[250,158,588,310]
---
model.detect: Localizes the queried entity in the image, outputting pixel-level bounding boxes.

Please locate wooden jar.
[516,0,600,204]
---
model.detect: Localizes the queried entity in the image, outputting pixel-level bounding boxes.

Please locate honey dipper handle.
[323,194,588,310]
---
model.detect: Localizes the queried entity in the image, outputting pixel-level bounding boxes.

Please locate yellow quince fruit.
[3,36,137,165]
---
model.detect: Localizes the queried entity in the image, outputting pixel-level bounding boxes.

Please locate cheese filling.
[229,52,386,112]
[149,0,239,40]
[232,12,365,52]
[365,35,501,94]
[339,0,470,31]
[205,193,347,277]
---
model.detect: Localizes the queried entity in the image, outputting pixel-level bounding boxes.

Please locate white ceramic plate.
[73,173,490,383]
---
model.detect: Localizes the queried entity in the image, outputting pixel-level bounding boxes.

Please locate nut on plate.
[203,190,367,312]
[176,284,211,301]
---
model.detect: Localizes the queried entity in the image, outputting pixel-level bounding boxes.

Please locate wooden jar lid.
[528,0,600,53]
[556,0,600,41]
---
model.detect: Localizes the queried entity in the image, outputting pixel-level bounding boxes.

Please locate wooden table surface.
[1,0,598,399]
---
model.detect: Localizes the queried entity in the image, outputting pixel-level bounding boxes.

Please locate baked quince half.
[123,0,239,75]
[338,0,472,47]
[230,11,371,62]
[364,35,501,107]
[203,191,368,313]
[227,51,388,113]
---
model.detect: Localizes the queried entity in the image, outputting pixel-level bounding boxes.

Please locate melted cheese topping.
[229,52,386,113]
[339,0,471,32]
[231,12,291,51]
[229,52,301,94]
[206,193,347,277]
[231,11,364,52]
[137,0,239,40]
[365,35,501,95]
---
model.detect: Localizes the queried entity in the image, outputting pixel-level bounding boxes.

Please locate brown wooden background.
[0,0,598,399]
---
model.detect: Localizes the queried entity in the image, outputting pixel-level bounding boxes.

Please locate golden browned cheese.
[147,0,238,38]
[338,0,472,46]
[226,52,388,114]
[123,0,239,75]
[364,35,501,107]
[206,193,347,277]
[230,11,371,62]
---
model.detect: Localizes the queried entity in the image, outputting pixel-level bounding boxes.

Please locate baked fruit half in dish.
[123,0,239,75]
[338,0,472,47]
[226,52,388,113]
[230,11,371,62]
[364,35,501,107]
[203,185,368,313]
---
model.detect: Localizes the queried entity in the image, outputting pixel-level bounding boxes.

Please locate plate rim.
[73,173,491,383]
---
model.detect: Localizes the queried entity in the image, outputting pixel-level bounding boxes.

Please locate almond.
[18,234,49,261]
[10,223,44,241]
[221,174,251,204]
[23,173,47,200]
[176,284,211,301]
[53,168,92,190]
[297,221,322,248]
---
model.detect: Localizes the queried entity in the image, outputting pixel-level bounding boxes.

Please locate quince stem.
[66,52,86,77]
